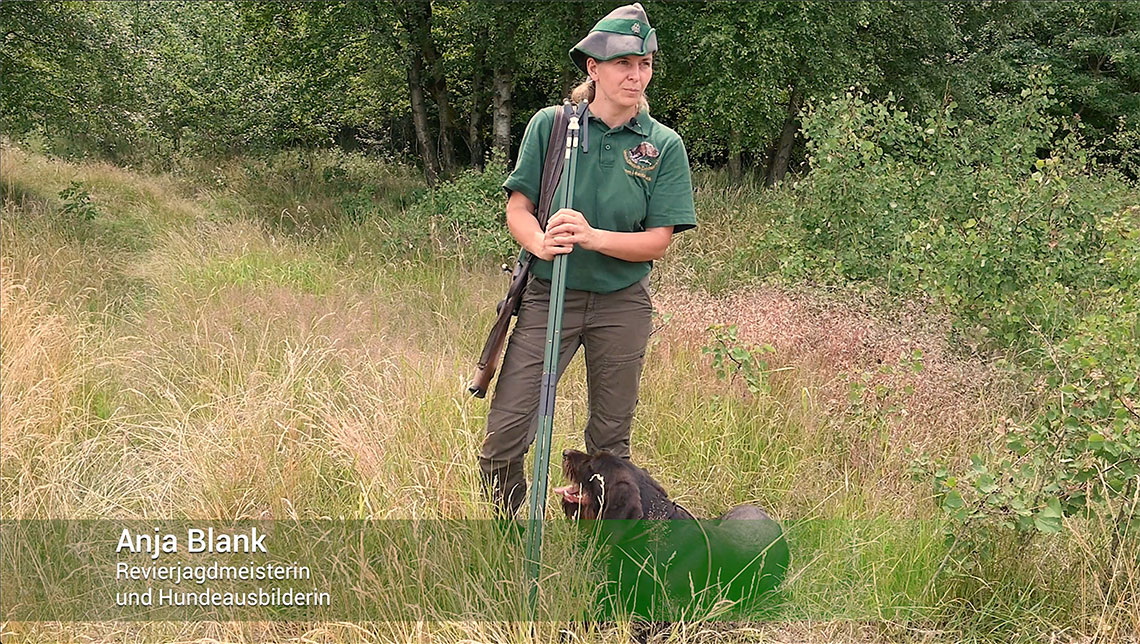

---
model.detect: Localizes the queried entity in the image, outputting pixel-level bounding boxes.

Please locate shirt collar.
[589,107,650,137]
[624,109,649,136]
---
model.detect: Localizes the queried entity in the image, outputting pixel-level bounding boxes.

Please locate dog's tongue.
[553,484,585,504]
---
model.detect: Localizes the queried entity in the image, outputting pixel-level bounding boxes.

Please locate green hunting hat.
[569,2,658,74]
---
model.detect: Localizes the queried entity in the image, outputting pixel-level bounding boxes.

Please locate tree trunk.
[429,76,457,178]
[407,1,456,177]
[492,66,512,163]
[392,1,440,186]
[468,33,487,170]
[408,57,439,187]
[765,86,803,187]
[727,128,742,181]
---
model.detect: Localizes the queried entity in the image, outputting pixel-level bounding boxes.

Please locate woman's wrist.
[528,230,546,257]
[580,228,605,252]
[591,227,673,262]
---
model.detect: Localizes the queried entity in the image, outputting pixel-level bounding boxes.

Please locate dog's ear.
[562,449,590,481]
[597,472,643,520]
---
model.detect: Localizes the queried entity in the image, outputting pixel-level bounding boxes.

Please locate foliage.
[405,155,515,259]
[758,71,1132,352]
[57,182,99,224]
[0,2,140,159]
[239,2,406,151]
[845,349,923,424]
[723,68,1140,546]
[653,1,954,167]
[919,237,1139,541]
[947,1,1140,177]
[3,1,1138,180]
[702,324,777,395]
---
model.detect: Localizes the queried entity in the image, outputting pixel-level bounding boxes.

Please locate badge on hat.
[569,3,659,74]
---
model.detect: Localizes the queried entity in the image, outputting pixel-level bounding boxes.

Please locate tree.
[654,1,955,184]
[1,1,139,158]
[948,1,1140,176]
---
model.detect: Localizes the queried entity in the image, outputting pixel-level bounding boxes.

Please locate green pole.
[525,102,583,615]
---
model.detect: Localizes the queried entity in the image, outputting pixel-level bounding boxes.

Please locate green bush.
[714,69,1140,569]
[58,181,100,224]
[702,324,777,395]
[753,71,1134,352]
[922,212,1139,542]
[405,156,515,261]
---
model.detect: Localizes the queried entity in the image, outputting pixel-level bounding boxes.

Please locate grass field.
[2,143,1137,643]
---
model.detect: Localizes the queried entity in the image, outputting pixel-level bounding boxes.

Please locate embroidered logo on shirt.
[624,142,660,178]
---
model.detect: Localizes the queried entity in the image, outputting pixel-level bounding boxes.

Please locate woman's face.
[588,54,653,109]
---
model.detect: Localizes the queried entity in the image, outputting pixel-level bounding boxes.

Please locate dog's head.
[553,449,645,520]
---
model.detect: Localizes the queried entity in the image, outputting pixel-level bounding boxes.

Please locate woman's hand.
[506,191,572,261]
[546,208,600,251]
[547,208,674,262]
[529,226,574,261]
[505,192,673,263]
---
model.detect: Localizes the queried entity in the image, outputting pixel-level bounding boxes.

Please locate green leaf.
[942,490,964,510]
[976,474,998,494]
[1034,514,1063,534]
[1033,497,1064,534]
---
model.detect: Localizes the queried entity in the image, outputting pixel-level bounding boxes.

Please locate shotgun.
[467,255,535,397]
[468,102,578,398]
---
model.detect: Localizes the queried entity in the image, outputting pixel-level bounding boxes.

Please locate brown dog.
[554,449,695,520]
[552,448,790,622]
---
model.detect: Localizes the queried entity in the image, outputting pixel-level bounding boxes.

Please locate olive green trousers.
[478,275,653,517]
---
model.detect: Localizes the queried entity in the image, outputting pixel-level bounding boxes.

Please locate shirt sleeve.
[644,136,697,234]
[502,108,554,205]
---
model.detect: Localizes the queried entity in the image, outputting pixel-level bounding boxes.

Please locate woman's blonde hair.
[570,77,650,113]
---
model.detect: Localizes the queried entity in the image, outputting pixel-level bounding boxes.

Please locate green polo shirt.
[503,105,697,293]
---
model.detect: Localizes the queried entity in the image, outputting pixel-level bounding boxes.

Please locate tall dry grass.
[0,258,92,517]
[2,144,1136,643]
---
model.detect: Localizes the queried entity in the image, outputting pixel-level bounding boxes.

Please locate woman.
[479,2,697,517]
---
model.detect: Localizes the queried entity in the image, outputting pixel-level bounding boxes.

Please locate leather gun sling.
[534,103,573,236]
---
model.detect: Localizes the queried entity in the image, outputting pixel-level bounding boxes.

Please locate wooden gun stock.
[468,258,533,398]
